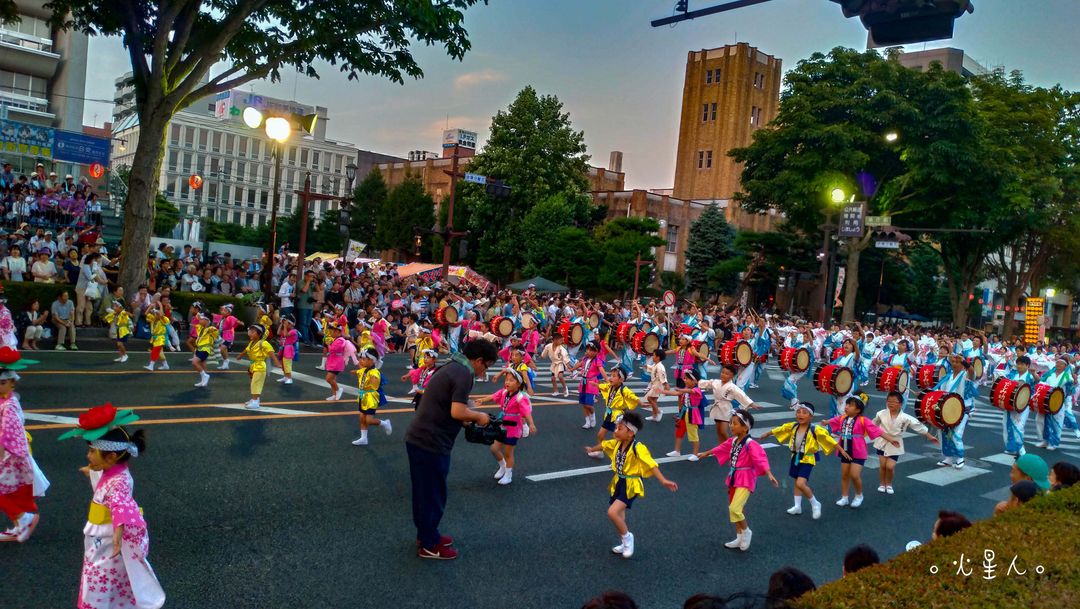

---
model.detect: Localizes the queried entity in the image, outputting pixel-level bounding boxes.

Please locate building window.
[183,127,194,148]
[197,129,208,150]
[666,225,680,251]
[710,102,717,121]
[705,69,712,85]
[713,69,721,83]
[170,125,181,146]
[301,148,309,168]
[697,151,704,169]
[706,151,713,168]
[312,151,320,168]
[224,134,235,155]
[750,106,763,126]
[702,103,709,122]
[238,136,248,158]
[167,150,178,171]
[211,132,221,152]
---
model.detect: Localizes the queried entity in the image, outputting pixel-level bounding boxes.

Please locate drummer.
[826,339,860,418]
[1002,355,1036,456]
[932,354,979,469]
[883,339,915,409]
[1035,358,1074,451]
[749,315,772,390]
[780,328,815,407]
[691,320,716,380]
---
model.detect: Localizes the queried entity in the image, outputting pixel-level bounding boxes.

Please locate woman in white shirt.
[31,251,58,282]
[2,245,27,281]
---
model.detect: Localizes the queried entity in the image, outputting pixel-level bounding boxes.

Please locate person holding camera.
[296,270,317,346]
[405,339,499,560]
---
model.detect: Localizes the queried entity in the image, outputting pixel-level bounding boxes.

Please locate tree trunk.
[841,235,872,323]
[117,111,169,297]
[1002,288,1022,340]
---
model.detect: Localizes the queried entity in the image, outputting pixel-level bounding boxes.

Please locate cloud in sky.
[453,69,504,91]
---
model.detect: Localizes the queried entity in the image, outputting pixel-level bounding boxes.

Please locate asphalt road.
[3,348,1078,609]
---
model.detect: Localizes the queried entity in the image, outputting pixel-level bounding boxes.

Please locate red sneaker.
[417,544,458,560]
[416,535,454,548]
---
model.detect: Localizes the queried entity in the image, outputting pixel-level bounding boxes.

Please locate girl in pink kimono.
[370,310,389,358]
[324,323,351,401]
[826,395,900,509]
[0,348,45,543]
[276,315,299,385]
[571,341,608,429]
[60,404,165,609]
[213,303,243,370]
[697,409,777,551]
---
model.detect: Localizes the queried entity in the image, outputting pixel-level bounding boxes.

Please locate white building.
[110,87,357,228]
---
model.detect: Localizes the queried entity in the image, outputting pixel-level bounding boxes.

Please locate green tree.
[350,170,387,247]
[376,174,436,257]
[462,86,597,280]
[685,204,737,294]
[25,0,482,294]
[592,217,665,293]
[521,194,578,277]
[310,209,346,254]
[659,271,686,295]
[540,227,598,290]
[905,242,945,318]
[731,47,991,325]
[152,195,180,237]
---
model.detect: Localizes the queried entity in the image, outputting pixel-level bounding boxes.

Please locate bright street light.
[264,117,291,142]
[242,106,263,129]
[830,188,847,204]
[884,131,899,143]
[1046,288,1057,298]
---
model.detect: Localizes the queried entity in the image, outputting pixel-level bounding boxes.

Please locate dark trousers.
[406,441,452,549]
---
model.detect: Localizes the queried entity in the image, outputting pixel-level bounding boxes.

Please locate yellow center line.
[23,400,577,431]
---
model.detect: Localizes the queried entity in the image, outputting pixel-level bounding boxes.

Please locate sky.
[82,0,1080,190]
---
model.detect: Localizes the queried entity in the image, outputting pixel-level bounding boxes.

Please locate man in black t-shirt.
[405,339,499,560]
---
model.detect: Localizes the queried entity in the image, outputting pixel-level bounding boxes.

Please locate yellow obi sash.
[87,502,143,525]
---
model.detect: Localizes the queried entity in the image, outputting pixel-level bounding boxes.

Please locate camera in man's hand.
[463,412,517,445]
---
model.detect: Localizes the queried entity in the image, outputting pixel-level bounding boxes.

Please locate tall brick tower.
[672,43,782,231]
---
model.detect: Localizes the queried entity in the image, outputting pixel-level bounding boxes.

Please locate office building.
[0,0,88,173]
[893,47,988,78]
[110,88,358,228]
[671,43,782,232]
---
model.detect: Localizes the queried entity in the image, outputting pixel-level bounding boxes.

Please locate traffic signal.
[777,275,788,291]
[485,179,511,198]
[337,204,351,237]
[675,0,688,13]
[830,0,974,46]
[648,264,657,285]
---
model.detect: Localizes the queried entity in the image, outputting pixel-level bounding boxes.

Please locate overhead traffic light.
[830,0,975,46]
[648,263,657,285]
[337,204,351,237]
[676,0,688,13]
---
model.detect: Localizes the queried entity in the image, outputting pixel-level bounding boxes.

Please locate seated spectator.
[995,453,1050,514]
[50,290,78,350]
[1050,461,1079,490]
[20,299,48,350]
[842,544,880,576]
[766,567,816,608]
[932,510,972,539]
[997,480,1040,515]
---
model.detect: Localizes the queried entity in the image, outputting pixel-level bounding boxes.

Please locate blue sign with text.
[53,130,111,166]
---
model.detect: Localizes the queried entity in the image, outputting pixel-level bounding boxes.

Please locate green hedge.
[1,281,74,313]
[796,484,1080,609]
[167,291,259,324]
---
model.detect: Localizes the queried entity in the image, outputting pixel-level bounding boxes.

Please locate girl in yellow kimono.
[587,367,640,459]
[584,411,678,559]
[239,324,280,411]
[141,305,170,371]
[758,401,850,520]
[102,299,133,363]
[352,347,391,446]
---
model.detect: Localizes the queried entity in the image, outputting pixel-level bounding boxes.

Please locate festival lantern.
[189,174,203,189]
[89,163,105,179]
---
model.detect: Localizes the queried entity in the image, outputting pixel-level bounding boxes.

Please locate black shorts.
[609,478,635,509]
[194,350,210,361]
[326,370,340,377]
[601,414,616,432]
[501,436,519,446]
[840,455,866,466]
[875,448,899,462]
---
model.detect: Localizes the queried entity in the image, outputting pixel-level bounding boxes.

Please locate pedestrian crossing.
[517,363,1080,492]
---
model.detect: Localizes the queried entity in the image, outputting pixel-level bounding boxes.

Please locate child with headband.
[826,394,899,509]
[759,401,848,520]
[352,347,391,446]
[473,368,536,485]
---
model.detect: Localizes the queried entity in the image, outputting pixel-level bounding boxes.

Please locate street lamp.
[820,187,848,323]
[884,131,899,143]
[242,105,293,297]
[830,188,847,204]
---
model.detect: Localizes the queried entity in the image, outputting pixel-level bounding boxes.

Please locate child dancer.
[572,341,607,429]
[474,368,536,485]
[696,409,778,551]
[142,305,170,371]
[58,405,165,609]
[324,323,349,401]
[587,367,640,459]
[583,411,678,558]
[872,391,939,494]
[352,347,392,446]
[0,353,44,543]
[1036,358,1074,451]
[826,395,899,508]
[239,324,280,410]
[1002,355,1035,455]
[663,369,705,461]
[275,315,298,385]
[403,349,438,408]
[192,313,219,388]
[644,350,669,422]
[759,402,848,520]
[102,299,133,363]
[540,334,570,397]
[214,303,243,370]
[780,329,814,406]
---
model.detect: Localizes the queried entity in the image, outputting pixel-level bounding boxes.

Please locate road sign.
[838,202,866,237]
[464,172,486,185]
[865,215,892,227]
[875,240,900,249]
[663,290,675,306]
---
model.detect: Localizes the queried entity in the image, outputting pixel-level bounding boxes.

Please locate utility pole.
[631,252,652,302]
[298,172,312,264]
[442,143,459,280]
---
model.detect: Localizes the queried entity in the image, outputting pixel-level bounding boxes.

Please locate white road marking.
[23,413,80,425]
[908,464,990,486]
[980,453,1020,467]
[212,403,315,415]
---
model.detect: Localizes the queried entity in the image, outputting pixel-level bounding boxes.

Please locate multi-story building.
[672,43,783,232]
[110,89,359,228]
[0,0,87,173]
[893,47,989,78]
